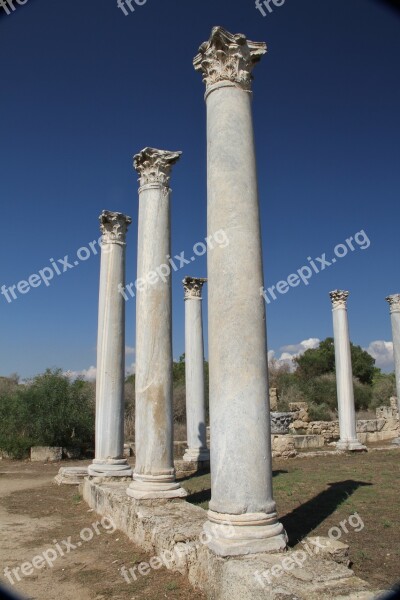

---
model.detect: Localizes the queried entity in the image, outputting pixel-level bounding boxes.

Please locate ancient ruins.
[53,26,400,600]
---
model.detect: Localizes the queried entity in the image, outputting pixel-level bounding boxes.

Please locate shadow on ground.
[282,479,373,546]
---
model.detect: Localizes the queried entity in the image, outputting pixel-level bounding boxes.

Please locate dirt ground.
[1,450,399,599]
[0,459,206,600]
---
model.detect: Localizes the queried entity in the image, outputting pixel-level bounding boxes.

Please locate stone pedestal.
[55,467,88,485]
[329,291,366,452]
[386,294,400,445]
[193,27,287,556]
[127,148,187,500]
[88,211,133,478]
[182,277,210,463]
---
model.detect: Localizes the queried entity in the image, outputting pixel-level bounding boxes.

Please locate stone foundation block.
[81,478,380,599]
[31,446,62,462]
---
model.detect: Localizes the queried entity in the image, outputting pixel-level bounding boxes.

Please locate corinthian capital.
[329,290,349,309]
[133,147,182,188]
[193,26,267,93]
[183,277,207,300]
[386,294,400,314]
[99,211,131,245]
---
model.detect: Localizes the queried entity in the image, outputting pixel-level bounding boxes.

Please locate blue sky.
[0,0,399,379]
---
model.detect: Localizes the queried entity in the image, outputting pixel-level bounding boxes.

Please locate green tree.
[0,369,95,458]
[294,338,375,385]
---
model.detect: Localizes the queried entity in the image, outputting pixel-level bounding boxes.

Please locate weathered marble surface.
[182,277,209,462]
[88,211,132,478]
[330,291,366,452]
[127,148,186,499]
[194,26,286,555]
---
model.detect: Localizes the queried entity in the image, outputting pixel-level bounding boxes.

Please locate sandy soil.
[0,460,206,600]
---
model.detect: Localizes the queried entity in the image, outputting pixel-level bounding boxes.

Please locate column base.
[54,467,88,485]
[336,439,367,452]
[203,509,288,557]
[127,473,188,500]
[88,458,133,478]
[183,447,210,462]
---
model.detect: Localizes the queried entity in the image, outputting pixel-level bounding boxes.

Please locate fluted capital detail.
[386,294,400,314]
[133,147,182,189]
[99,211,131,245]
[183,276,207,300]
[329,290,349,309]
[193,26,267,94]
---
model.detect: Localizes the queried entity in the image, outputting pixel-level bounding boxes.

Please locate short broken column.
[88,211,133,478]
[127,148,187,500]
[193,27,287,556]
[385,294,400,444]
[182,277,209,463]
[329,290,366,452]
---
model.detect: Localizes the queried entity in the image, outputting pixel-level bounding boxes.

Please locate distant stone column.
[329,290,366,452]
[88,211,133,478]
[127,148,187,500]
[193,27,287,556]
[182,277,209,463]
[386,294,400,444]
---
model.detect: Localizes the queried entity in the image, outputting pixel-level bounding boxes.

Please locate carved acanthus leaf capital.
[386,294,400,314]
[99,211,131,245]
[193,26,267,93]
[133,147,182,188]
[183,276,207,300]
[329,290,349,309]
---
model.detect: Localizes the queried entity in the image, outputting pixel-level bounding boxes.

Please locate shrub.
[371,373,396,410]
[0,369,95,458]
[308,402,334,422]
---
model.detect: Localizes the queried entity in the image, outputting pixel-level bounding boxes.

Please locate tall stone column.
[329,290,366,452]
[193,27,287,556]
[88,211,133,478]
[385,294,400,444]
[182,277,209,463]
[127,148,187,500]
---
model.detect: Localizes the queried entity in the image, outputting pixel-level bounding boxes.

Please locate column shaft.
[330,291,366,452]
[386,295,400,445]
[89,211,132,478]
[194,27,287,556]
[183,277,209,462]
[127,148,186,500]
[386,295,400,414]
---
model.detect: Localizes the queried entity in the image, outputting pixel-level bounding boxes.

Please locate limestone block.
[356,420,378,434]
[31,446,62,462]
[307,536,350,566]
[269,388,278,412]
[123,444,133,458]
[292,435,325,450]
[271,435,297,458]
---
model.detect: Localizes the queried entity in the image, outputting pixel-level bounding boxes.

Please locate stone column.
[385,294,400,444]
[88,211,133,478]
[329,290,366,452]
[127,148,187,500]
[182,277,210,463]
[193,27,287,556]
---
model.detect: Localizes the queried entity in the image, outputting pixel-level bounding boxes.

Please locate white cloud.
[64,366,97,381]
[365,340,394,370]
[125,346,135,356]
[126,362,136,376]
[269,338,321,370]
[280,338,320,355]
